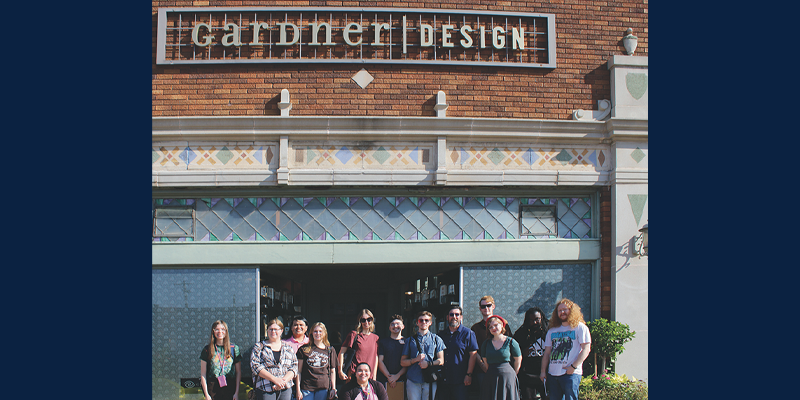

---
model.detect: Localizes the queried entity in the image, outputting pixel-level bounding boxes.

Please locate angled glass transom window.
[152,196,593,242]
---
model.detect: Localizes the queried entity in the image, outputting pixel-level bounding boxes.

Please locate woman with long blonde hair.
[200,320,242,400]
[338,309,380,382]
[296,322,339,400]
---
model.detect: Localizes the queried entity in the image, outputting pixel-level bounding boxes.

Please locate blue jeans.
[546,374,580,400]
[407,380,436,400]
[300,389,328,400]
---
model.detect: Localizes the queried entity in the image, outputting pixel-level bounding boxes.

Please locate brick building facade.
[151,2,648,398]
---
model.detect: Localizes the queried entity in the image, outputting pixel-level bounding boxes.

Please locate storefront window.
[152,268,258,400]
[462,263,593,330]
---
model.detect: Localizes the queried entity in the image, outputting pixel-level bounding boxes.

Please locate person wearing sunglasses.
[339,309,380,383]
[400,311,446,400]
[436,306,479,400]
[470,296,513,393]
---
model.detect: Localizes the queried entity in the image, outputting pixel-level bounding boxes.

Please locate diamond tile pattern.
[153,196,593,241]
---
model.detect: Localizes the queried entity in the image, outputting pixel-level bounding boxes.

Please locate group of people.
[199,297,591,400]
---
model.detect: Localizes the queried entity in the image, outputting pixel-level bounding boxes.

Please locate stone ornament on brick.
[352,69,374,89]
[434,91,448,118]
[278,89,292,116]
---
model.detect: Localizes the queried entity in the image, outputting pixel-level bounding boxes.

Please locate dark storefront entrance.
[259,263,463,347]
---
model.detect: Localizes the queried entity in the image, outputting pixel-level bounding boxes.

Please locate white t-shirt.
[544,322,591,376]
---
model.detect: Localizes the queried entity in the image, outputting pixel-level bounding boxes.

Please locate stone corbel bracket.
[278,89,292,117]
[572,100,611,121]
[433,91,448,118]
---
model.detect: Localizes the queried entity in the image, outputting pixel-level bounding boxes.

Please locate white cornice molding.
[606,118,648,141]
[611,168,648,185]
[153,169,612,187]
[153,116,614,144]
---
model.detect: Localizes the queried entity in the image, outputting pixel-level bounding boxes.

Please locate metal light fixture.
[623,28,638,55]
[634,222,648,257]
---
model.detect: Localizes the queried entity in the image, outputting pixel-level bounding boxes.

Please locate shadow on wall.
[516,280,563,315]
[615,239,635,272]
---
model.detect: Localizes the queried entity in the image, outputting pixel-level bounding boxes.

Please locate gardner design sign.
[156,7,556,68]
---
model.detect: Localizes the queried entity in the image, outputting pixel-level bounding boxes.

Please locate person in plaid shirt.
[252,319,299,400]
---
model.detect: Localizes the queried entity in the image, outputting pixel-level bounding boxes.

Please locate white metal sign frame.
[156,7,557,68]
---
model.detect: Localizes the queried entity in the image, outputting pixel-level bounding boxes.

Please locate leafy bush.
[579,373,648,400]
[585,318,635,375]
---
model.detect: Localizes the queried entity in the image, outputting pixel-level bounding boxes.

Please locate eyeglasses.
[448,313,461,317]
[480,303,493,309]
[360,317,373,323]
[418,319,431,323]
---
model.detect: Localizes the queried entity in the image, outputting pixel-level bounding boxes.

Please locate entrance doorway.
[258,263,461,345]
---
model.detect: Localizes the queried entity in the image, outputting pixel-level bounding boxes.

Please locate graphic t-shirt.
[297,344,338,391]
[544,323,590,376]
[514,327,546,374]
[200,344,242,382]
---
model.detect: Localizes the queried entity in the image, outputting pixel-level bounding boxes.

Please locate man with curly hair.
[539,299,591,400]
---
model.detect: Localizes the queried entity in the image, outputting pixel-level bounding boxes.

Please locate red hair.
[486,315,508,330]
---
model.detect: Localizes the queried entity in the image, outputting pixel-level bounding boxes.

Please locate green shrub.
[585,318,635,375]
[579,373,648,400]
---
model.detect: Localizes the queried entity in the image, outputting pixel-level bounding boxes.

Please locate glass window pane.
[152,268,257,400]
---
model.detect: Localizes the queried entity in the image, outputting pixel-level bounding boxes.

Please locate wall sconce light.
[623,28,638,55]
[633,222,648,257]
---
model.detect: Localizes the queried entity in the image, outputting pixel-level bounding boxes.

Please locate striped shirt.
[251,340,299,392]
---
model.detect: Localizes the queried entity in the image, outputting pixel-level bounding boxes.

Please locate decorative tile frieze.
[447,144,611,171]
[152,142,278,170]
[291,142,434,170]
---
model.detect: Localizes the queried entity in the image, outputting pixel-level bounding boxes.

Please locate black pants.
[207,376,237,400]
[517,371,547,400]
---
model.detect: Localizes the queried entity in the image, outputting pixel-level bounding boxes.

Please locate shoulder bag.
[413,335,441,383]
[341,332,357,378]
